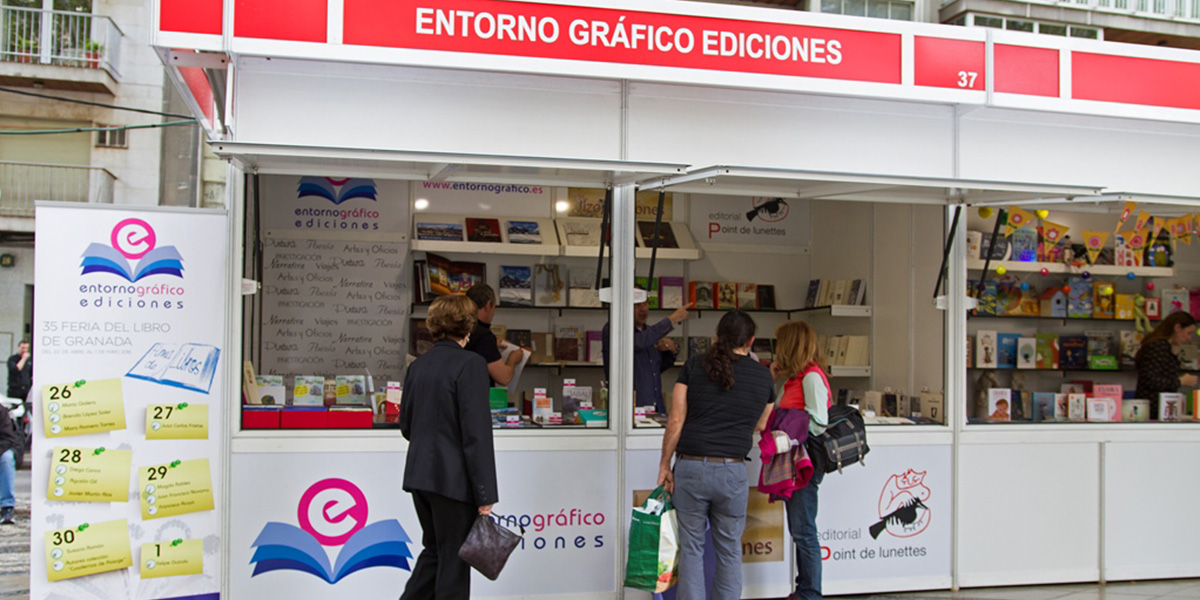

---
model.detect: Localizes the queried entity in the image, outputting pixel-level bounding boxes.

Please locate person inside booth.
[464,284,523,387]
[1135,310,1198,419]
[601,288,690,413]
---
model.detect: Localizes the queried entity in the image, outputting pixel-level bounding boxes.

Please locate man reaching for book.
[602,292,691,413]
[465,284,523,386]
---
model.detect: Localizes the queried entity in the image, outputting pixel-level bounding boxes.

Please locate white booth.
[25,0,1200,599]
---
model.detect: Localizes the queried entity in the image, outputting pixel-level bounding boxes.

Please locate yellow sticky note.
[137,458,214,520]
[45,519,133,582]
[42,379,126,438]
[47,447,132,503]
[145,404,209,440]
[140,539,203,579]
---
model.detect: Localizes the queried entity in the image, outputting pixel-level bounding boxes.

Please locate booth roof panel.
[210,141,687,186]
[638,165,1103,205]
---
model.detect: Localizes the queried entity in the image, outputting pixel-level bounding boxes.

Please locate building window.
[95,126,127,149]
[955,13,1104,40]
[822,0,915,20]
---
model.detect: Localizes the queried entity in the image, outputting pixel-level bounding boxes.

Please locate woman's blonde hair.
[774,320,823,380]
[426,294,477,340]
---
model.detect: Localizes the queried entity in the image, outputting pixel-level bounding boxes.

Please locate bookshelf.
[966,259,1174,278]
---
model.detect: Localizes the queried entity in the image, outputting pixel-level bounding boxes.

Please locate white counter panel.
[957,442,1100,588]
[1103,441,1200,582]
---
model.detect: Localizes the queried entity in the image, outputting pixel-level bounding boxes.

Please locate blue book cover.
[1010,229,1038,262]
[996,333,1020,369]
[251,519,413,583]
[970,280,997,316]
[1067,276,1093,318]
[1060,335,1089,369]
[1032,392,1057,422]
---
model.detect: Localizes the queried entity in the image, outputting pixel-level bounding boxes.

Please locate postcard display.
[30,206,228,600]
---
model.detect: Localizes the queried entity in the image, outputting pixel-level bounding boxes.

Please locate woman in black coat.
[399,294,498,599]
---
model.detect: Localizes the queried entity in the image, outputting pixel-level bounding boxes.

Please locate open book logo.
[297,177,378,205]
[81,219,183,282]
[250,478,412,583]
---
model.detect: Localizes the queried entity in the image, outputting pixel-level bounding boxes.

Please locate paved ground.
[0,460,1196,600]
[0,455,30,600]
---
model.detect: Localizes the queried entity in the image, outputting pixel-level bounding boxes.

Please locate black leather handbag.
[458,514,523,580]
[806,405,870,474]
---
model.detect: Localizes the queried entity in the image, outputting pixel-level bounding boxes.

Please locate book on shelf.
[1016,337,1037,369]
[966,231,982,259]
[1086,331,1116,370]
[1059,334,1088,369]
[413,260,429,303]
[507,329,532,350]
[1086,398,1112,422]
[568,268,602,308]
[555,325,583,362]
[1162,287,1189,315]
[293,375,325,406]
[586,331,604,363]
[1031,392,1057,422]
[1010,228,1038,261]
[843,336,869,366]
[1145,297,1161,320]
[499,265,534,307]
[987,388,1012,421]
[996,333,1020,369]
[534,264,567,307]
[737,283,758,310]
[1092,282,1115,319]
[687,336,711,359]
[1035,334,1059,369]
[1092,384,1123,422]
[981,232,1009,260]
[975,330,997,369]
[835,336,850,366]
[490,323,508,342]
[969,280,997,316]
[1054,393,1069,420]
[636,220,679,249]
[757,285,777,310]
[1159,392,1185,421]
[635,276,659,309]
[533,388,553,424]
[816,279,830,307]
[1114,293,1135,320]
[848,279,866,306]
[416,220,464,242]
[530,332,555,363]
[805,280,820,308]
[966,335,973,367]
[1119,331,1144,368]
[690,281,716,310]
[830,280,848,305]
[1067,276,1093,318]
[1067,393,1087,421]
[465,217,503,243]
[559,220,602,247]
[324,378,337,406]
[659,276,685,309]
[335,375,368,405]
[506,220,544,244]
[425,252,485,296]
[751,338,774,363]
[716,282,738,309]
[255,375,286,406]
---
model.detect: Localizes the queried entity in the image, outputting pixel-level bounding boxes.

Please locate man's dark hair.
[465,284,496,311]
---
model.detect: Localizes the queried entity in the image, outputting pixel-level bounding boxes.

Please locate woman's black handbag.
[806,405,869,474]
[458,514,523,580]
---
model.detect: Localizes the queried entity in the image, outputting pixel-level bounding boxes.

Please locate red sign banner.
[342,0,902,84]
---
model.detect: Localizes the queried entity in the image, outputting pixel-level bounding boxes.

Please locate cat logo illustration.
[868,469,931,539]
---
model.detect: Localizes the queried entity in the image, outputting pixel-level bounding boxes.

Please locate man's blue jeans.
[0,449,15,509]
[785,470,824,600]
[672,459,747,600]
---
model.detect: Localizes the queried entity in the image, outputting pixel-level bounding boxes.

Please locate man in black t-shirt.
[464,285,522,386]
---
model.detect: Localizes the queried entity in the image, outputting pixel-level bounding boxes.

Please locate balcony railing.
[0,161,115,218]
[0,6,122,77]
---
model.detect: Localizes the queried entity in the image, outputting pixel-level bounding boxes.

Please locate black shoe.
[0,507,13,525]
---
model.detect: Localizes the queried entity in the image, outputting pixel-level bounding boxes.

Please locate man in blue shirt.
[602,296,690,413]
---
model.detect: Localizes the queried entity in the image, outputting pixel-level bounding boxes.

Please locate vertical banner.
[31,205,228,600]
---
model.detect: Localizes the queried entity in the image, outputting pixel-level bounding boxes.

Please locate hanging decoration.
[1040,220,1070,248]
[1114,201,1137,232]
[1005,206,1036,236]
[1128,228,1150,252]
[1134,210,1152,232]
[1151,216,1165,242]
[1081,230,1110,265]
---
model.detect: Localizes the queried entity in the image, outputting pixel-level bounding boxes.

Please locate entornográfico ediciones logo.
[78,218,186,310]
[250,478,413,583]
[294,176,382,231]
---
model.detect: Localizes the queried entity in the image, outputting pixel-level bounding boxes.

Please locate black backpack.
[805,405,869,474]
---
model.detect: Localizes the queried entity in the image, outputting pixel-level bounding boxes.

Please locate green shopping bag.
[623,485,680,592]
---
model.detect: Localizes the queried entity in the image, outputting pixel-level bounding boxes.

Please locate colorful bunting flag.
[1114,201,1136,232]
[1128,228,1150,252]
[1040,220,1070,248]
[1005,206,1037,236]
[1082,230,1110,265]
[1134,210,1152,232]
